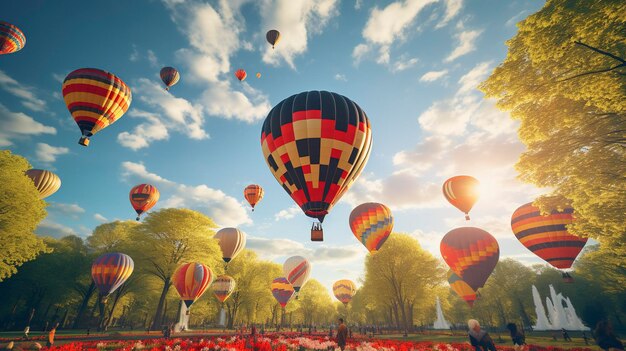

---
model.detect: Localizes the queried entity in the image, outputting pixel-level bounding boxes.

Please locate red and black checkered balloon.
[261,91,372,222]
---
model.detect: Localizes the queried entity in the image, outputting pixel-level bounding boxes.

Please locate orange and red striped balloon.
[442,176,479,220]
[244,184,264,211]
[511,202,587,270]
[235,69,247,82]
[212,275,236,303]
[333,279,356,306]
[129,184,160,220]
[0,21,25,55]
[172,262,214,309]
[91,253,134,298]
[62,68,132,146]
[271,277,294,308]
[283,256,311,293]
[349,202,393,253]
[447,270,477,307]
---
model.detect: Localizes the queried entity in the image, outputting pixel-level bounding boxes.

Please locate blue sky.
[1,0,558,294]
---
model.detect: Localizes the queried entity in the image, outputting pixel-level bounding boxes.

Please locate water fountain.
[175,302,189,331]
[531,284,589,331]
[433,296,450,329]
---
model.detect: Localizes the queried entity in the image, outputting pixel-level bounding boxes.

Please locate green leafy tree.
[480,0,626,259]
[0,150,49,281]
[294,279,335,326]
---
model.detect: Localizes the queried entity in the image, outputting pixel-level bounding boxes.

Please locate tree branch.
[574,41,626,63]
[557,62,626,82]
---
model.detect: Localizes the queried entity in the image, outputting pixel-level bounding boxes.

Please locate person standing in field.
[506,323,526,351]
[337,318,348,351]
[47,323,59,348]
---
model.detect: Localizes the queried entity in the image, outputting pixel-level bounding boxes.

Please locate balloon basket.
[562,272,574,283]
[465,214,470,220]
[311,229,323,241]
[78,136,90,146]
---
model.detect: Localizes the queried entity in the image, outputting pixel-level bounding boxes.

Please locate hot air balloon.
[283,256,311,295]
[442,176,479,220]
[447,271,477,307]
[440,227,499,291]
[160,66,180,91]
[349,202,393,253]
[172,262,214,312]
[25,169,61,199]
[244,184,264,211]
[91,253,134,301]
[333,280,356,306]
[271,277,294,308]
[256,72,261,78]
[261,91,372,241]
[266,29,281,49]
[511,202,588,282]
[129,184,160,221]
[214,228,246,264]
[0,21,25,55]
[62,68,132,146]
[235,69,246,82]
[212,275,236,303]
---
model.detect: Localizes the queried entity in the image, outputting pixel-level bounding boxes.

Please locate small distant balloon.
[349,202,393,253]
[244,184,264,211]
[0,21,26,55]
[25,169,61,199]
[129,184,160,221]
[256,72,261,78]
[333,279,356,306]
[212,275,236,303]
[271,277,294,308]
[266,29,281,49]
[442,175,479,220]
[160,67,180,91]
[235,69,246,82]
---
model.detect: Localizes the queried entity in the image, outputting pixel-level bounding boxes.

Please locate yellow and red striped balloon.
[511,202,587,270]
[244,184,264,211]
[283,256,311,293]
[271,277,294,308]
[447,270,477,307]
[333,279,356,306]
[0,21,25,55]
[442,175,479,220]
[62,68,132,146]
[129,184,160,221]
[172,262,214,309]
[212,275,236,303]
[91,253,134,297]
[349,202,393,253]
[25,169,61,199]
[160,66,180,91]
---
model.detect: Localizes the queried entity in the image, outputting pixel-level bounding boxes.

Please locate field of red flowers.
[3,334,595,351]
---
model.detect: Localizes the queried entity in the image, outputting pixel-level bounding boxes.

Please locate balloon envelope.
[160,67,180,90]
[266,29,281,48]
[172,262,214,308]
[333,279,356,306]
[235,69,246,81]
[271,277,294,308]
[0,21,25,55]
[129,184,160,220]
[214,228,246,263]
[447,270,477,307]
[511,202,587,269]
[442,176,479,220]
[283,256,311,292]
[260,91,372,224]
[212,275,236,303]
[440,227,499,291]
[244,184,264,210]
[91,253,134,296]
[25,169,61,199]
[349,202,393,253]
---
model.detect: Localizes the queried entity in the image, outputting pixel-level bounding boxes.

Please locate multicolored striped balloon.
[283,256,311,292]
[442,175,479,220]
[160,66,180,91]
[91,253,134,298]
[244,184,264,211]
[349,202,393,253]
[440,227,499,291]
[62,68,132,146]
[214,227,246,263]
[511,203,587,269]
[172,262,214,309]
[333,279,356,306]
[129,184,160,220]
[212,275,236,303]
[271,277,294,308]
[0,21,25,55]
[25,169,61,199]
[447,270,477,307]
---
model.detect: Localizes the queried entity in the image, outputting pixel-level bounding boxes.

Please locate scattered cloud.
[0,70,47,112]
[334,73,347,81]
[392,136,451,175]
[445,28,482,62]
[457,61,492,94]
[506,10,529,27]
[274,205,301,221]
[419,69,449,82]
[0,104,56,147]
[35,143,69,164]
[36,219,79,238]
[247,235,363,265]
[390,56,418,72]
[435,0,463,28]
[48,202,85,220]
[121,161,251,226]
[94,213,108,223]
[352,43,371,65]
[118,110,170,150]
[199,81,271,122]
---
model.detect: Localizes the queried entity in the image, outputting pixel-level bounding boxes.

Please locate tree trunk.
[60,309,69,328]
[399,300,409,336]
[392,302,400,330]
[408,303,414,332]
[106,288,124,328]
[72,282,95,329]
[150,277,171,331]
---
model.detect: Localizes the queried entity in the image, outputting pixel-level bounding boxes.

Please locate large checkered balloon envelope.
[260,91,372,237]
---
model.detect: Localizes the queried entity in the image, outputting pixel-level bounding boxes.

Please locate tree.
[480,0,626,257]
[126,208,223,330]
[294,279,335,326]
[0,150,49,281]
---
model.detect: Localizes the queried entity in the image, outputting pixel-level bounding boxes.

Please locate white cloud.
[36,219,78,238]
[334,73,347,81]
[392,135,450,174]
[121,161,251,226]
[51,73,65,84]
[247,235,363,265]
[355,0,363,10]
[361,0,438,46]
[420,69,448,82]
[0,70,47,112]
[390,56,418,72]
[352,43,371,64]
[35,143,69,164]
[0,104,56,146]
[274,205,301,221]
[118,110,170,150]
[94,213,108,223]
[445,29,482,62]
[260,0,339,69]
[199,81,271,123]
[417,96,475,135]
[48,202,85,220]
[435,0,463,28]
[506,10,529,27]
[147,50,159,67]
[457,61,492,94]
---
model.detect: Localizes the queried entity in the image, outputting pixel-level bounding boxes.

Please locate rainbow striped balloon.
[283,256,311,292]
[349,202,393,253]
[271,277,294,308]
[91,253,134,297]
[0,21,25,55]
[212,275,236,303]
[172,262,214,308]
[333,279,356,306]
[511,203,587,269]
[447,270,477,307]
[160,66,180,91]
[62,68,132,146]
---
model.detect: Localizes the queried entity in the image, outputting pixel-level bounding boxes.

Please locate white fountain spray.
[433,296,450,329]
